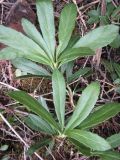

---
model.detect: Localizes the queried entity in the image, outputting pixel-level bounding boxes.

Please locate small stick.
[0,82,18,90]
[0,0,4,3]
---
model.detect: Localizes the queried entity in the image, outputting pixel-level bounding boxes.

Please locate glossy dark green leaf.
[106,3,115,16]
[74,25,119,50]
[66,129,111,151]
[60,61,74,77]
[22,18,50,58]
[12,58,51,77]
[79,103,120,130]
[65,61,74,80]
[87,16,100,24]
[65,82,100,130]
[88,9,100,17]
[58,47,94,66]
[87,10,100,24]
[100,16,110,25]
[8,91,60,131]
[107,133,120,148]
[52,70,66,130]
[57,3,77,55]
[92,151,120,160]
[27,138,51,156]
[24,53,51,66]
[67,67,91,83]
[36,0,56,58]
[24,114,55,134]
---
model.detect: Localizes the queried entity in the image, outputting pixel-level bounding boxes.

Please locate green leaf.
[65,82,100,130]
[24,114,55,134]
[65,61,74,80]
[78,103,120,130]
[57,3,77,55]
[0,145,9,151]
[69,139,91,156]
[8,91,60,131]
[66,35,80,49]
[67,67,91,83]
[99,16,110,25]
[102,59,117,81]
[12,58,51,77]
[21,18,50,59]
[27,138,51,156]
[0,25,48,58]
[0,47,22,60]
[66,129,111,151]
[52,70,66,131]
[101,59,114,73]
[38,96,49,112]
[107,133,120,148]
[92,151,120,160]
[88,9,100,17]
[110,35,120,48]
[87,10,100,24]
[113,62,120,78]
[0,30,51,66]
[111,6,120,20]
[74,25,119,50]
[36,0,56,58]
[58,47,94,66]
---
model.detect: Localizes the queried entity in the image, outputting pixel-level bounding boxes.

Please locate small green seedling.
[8,69,120,159]
[0,0,119,78]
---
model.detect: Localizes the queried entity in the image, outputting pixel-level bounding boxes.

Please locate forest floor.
[0,0,120,160]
